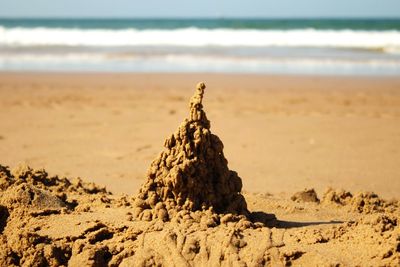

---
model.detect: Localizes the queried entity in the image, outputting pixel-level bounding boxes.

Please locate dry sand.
[0,73,400,266]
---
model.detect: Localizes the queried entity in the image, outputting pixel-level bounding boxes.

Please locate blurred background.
[0,0,400,75]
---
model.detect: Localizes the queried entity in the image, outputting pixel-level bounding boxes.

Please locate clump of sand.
[322,188,399,214]
[291,188,320,203]
[133,82,248,222]
[0,164,112,266]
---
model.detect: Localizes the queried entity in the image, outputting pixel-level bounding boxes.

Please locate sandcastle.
[133,82,249,221]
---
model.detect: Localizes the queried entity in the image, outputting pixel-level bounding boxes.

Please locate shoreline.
[3,71,400,79]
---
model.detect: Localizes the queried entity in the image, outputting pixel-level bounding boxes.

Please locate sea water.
[0,18,400,75]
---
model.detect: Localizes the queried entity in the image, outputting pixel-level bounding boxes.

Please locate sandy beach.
[1,72,400,266]
[1,73,400,197]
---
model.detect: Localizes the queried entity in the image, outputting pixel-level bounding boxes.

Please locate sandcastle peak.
[134,82,248,222]
[189,82,209,125]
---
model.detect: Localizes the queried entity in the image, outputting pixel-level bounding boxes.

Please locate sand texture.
[0,165,399,266]
[1,73,400,198]
[1,73,400,266]
[134,82,247,222]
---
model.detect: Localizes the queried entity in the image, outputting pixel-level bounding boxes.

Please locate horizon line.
[0,16,400,20]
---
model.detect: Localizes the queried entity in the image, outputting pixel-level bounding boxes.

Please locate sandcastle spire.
[189,82,208,123]
[133,82,248,221]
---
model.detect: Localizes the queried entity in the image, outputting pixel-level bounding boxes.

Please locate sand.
[0,73,400,266]
[133,82,248,222]
[1,73,400,199]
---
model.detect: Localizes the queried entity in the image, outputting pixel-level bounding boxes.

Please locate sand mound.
[0,164,112,266]
[133,82,248,222]
[291,188,320,203]
[322,188,399,214]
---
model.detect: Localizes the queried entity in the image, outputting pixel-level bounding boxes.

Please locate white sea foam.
[1,26,400,51]
[1,52,399,75]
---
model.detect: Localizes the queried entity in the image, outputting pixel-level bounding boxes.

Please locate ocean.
[1,18,400,75]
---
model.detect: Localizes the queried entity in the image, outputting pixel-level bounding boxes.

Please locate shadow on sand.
[250,211,344,229]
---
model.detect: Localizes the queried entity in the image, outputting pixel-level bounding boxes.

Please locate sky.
[0,0,399,18]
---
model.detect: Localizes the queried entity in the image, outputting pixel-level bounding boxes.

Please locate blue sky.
[0,0,399,18]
